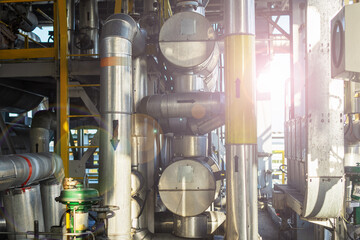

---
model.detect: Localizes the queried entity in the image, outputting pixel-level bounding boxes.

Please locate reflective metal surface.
[30,110,56,153]
[99,14,137,240]
[159,11,219,76]
[188,115,225,135]
[173,214,207,238]
[131,170,144,196]
[226,145,257,240]
[0,153,64,191]
[225,0,255,35]
[3,184,45,240]
[133,56,148,111]
[345,143,360,166]
[173,74,204,93]
[158,159,216,217]
[40,179,65,232]
[79,0,99,56]
[173,135,207,158]
[139,92,224,120]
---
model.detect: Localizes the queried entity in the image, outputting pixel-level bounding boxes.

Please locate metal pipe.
[30,110,56,153]
[0,153,64,191]
[3,184,44,240]
[188,115,225,135]
[139,92,225,120]
[40,179,65,233]
[78,0,99,56]
[67,0,78,55]
[99,14,138,240]
[225,0,255,35]
[225,0,257,239]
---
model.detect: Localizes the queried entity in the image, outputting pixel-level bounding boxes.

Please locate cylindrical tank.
[3,184,45,240]
[159,11,219,76]
[40,179,65,232]
[158,159,216,217]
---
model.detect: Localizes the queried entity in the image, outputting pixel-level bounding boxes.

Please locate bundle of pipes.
[0,152,64,239]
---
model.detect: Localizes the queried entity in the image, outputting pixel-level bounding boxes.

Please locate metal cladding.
[30,110,56,153]
[158,159,216,217]
[224,35,256,144]
[173,214,207,238]
[139,92,225,120]
[78,0,99,56]
[40,179,65,232]
[225,145,257,240]
[225,0,255,35]
[3,184,45,240]
[159,11,219,77]
[99,13,146,240]
[225,0,257,239]
[0,153,64,191]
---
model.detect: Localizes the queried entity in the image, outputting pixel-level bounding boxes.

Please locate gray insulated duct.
[99,14,146,240]
[0,153,64,191]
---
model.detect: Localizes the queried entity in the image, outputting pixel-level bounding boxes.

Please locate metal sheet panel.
[304,0,344,218]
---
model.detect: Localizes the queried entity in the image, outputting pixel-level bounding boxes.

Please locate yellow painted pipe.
[224,34,257,144]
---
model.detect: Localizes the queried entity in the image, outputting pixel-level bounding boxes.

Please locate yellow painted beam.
[114,0,122,14]
[224,35,257,144]
[58,0,70,177]
[0,48,55,59]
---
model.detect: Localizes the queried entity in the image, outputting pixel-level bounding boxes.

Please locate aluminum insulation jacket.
[139,92,225,120]
[0,153,64,191]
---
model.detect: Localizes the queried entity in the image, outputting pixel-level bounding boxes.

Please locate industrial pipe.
[78,0,99,56]
[138,92,225,120]
[0,152,64,191]
[225,0,257,239]
[30,110,56,153]
[99,14,139,240]
[188,115,225,135]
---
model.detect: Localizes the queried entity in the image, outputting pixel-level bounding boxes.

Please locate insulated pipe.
[139,92,225,120]
[224,0,257,240]
[188,115,225,135]
[0,153,64,191]
[78,0,99,56]
[30,110,56,153]
[99,14,138,240]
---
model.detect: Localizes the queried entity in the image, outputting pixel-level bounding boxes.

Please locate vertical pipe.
[78,0,99,56]
[224,0,257,239]
[66,0,77,56]
[58,0,69,177]
[99,14,137,240]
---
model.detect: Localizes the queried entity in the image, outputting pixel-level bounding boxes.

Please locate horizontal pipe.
[139,92,225,120]
[0,153,64,191]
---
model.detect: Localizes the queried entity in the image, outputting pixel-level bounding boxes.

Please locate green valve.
[56,183,100,211]
[56,182,100,236]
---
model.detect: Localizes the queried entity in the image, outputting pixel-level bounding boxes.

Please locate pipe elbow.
[101,14,138,42]
[31,110,56,130]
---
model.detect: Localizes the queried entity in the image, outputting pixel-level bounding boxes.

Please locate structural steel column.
[224,0,257,239]
[58,0,69,177]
